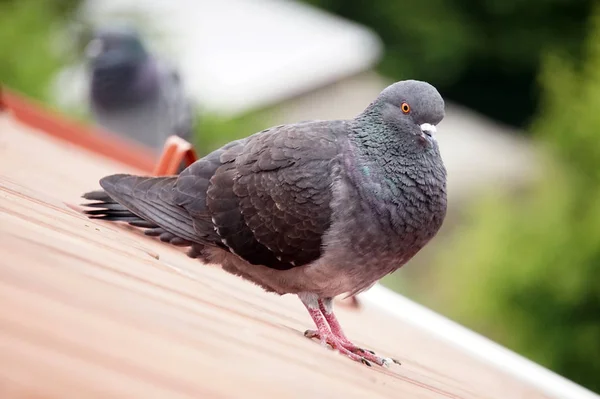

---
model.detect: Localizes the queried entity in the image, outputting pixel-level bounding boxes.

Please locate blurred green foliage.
[0,0,80,103]
[302,0,592,128]
[192,111,271,156]
[416,9,600,393]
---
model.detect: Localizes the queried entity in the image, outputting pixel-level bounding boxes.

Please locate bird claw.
[357,348,376,355]
[303,329,318,338]
[304,329,400,368]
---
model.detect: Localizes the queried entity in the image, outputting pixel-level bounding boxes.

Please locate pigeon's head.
[366,80,445,143]
[85,26,148,68]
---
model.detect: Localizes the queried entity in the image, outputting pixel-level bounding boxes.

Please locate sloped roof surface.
[0,109,592,399]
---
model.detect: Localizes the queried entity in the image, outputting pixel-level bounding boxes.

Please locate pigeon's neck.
[345,117,446,204]
[349,115,438,162]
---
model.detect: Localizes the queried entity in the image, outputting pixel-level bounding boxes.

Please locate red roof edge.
[1,85,158,173]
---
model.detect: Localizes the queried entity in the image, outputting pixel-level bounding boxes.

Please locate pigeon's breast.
[342,171,445,251]
[344,145,446,240]
[315,150,447,296]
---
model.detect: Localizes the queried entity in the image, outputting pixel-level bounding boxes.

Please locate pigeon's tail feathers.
[82,174,200,246]
[81,189,156,228]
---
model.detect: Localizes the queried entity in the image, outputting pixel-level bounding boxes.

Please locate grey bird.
[81,80,447,367]
[85,26,194,154]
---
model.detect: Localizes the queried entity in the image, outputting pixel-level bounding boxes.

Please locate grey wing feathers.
[83,120,342,271]
[82,190,157,228]
[207,122,341,268]
[82,187,190,246]
[98,174,198,244]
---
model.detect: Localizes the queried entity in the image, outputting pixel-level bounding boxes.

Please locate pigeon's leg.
[304,297,401,367]
[298,293,372,366]
[318,298,352,343]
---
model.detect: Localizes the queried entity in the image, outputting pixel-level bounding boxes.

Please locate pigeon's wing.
[83,121,342,270]
[171,139,247,244]
[95,174,202,245]
[197,121,342,270]
[82,140,245,249]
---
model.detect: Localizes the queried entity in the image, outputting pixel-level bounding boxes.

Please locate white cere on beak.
[420,123,437,140]
[85,38,104,59]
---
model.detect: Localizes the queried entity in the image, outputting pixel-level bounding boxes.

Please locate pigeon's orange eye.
[401,102,410,113]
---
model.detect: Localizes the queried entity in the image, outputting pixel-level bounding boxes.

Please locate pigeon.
[81,80,447,367]
[85,25,194,154]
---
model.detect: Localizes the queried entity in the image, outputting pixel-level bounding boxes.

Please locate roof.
[0,90,597,399]
[55,0,383,116]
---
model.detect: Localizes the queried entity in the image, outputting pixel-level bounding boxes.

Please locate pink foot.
[318,298,401,367]
[304,329,400,367]
[299,294,401,367]
[304,328,374,366]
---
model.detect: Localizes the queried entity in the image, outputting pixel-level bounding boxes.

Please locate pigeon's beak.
[420,123,437,141]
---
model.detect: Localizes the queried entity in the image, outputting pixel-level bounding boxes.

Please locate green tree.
[419,8,600,392]
[302,0,592,128]
[0,0,80,103]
